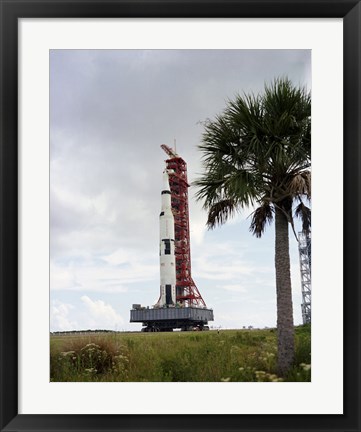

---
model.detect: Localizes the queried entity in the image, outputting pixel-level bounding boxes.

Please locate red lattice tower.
[161,145,206,308]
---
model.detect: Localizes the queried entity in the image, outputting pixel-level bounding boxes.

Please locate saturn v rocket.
[156,169,177,307]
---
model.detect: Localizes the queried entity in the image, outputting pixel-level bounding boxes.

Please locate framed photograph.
[1,1,360,431]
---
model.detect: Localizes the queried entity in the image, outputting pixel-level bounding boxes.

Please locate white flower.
[61,351,75,357]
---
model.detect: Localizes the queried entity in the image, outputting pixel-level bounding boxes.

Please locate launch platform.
[130,305,214,332]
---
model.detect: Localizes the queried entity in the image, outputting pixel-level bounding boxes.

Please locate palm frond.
[295,202,311,232]
[249,202,274,238]
[288,171,311,198]
[193,155,263,210]
[262,78,311,174]
[206,199,238,229]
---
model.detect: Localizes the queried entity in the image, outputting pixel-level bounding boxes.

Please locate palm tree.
[194,78,311,375]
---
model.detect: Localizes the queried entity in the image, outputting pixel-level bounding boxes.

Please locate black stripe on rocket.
[165,284,173,305]
[160,238,175,255]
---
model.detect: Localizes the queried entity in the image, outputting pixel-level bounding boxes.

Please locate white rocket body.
[156,169,176,307]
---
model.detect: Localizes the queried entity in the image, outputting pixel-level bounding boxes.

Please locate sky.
[50,49,311,332]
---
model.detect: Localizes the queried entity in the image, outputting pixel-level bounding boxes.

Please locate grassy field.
[50,325,311,382]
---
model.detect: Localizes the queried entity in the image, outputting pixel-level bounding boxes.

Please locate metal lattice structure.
[161,144,206,307]
[298,230,311,324]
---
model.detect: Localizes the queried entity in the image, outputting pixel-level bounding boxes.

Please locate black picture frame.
[1,1,360,431]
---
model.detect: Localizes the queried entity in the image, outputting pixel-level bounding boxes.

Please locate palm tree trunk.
[275,206,295,376]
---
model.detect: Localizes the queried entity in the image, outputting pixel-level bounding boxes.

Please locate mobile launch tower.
[298,230,311,324]
[130,145,214,331]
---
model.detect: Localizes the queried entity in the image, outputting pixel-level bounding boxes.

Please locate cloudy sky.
[50,49,311,332]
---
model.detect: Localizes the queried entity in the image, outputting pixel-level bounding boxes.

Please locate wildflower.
[221,377,231,382]
[301,363,311,371]
[60,351,76,357]
[239,367,244,371]
[81,343,100,351]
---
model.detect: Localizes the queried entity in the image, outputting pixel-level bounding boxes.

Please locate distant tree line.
[51,329,117,335]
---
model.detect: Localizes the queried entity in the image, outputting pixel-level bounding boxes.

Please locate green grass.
[50,325,311,382]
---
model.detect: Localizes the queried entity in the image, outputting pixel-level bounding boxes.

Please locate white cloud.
[50,247,158,293]
[50,297,126,331]
[51,265,130,293]
[221,284,248,293]
[102,249,137,266]
[80,295,124,329]
[50,300,78,331]
[189,219,207,246]
[193,240,256,281]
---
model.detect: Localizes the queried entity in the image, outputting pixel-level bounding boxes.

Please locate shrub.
[50,334,129,381]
